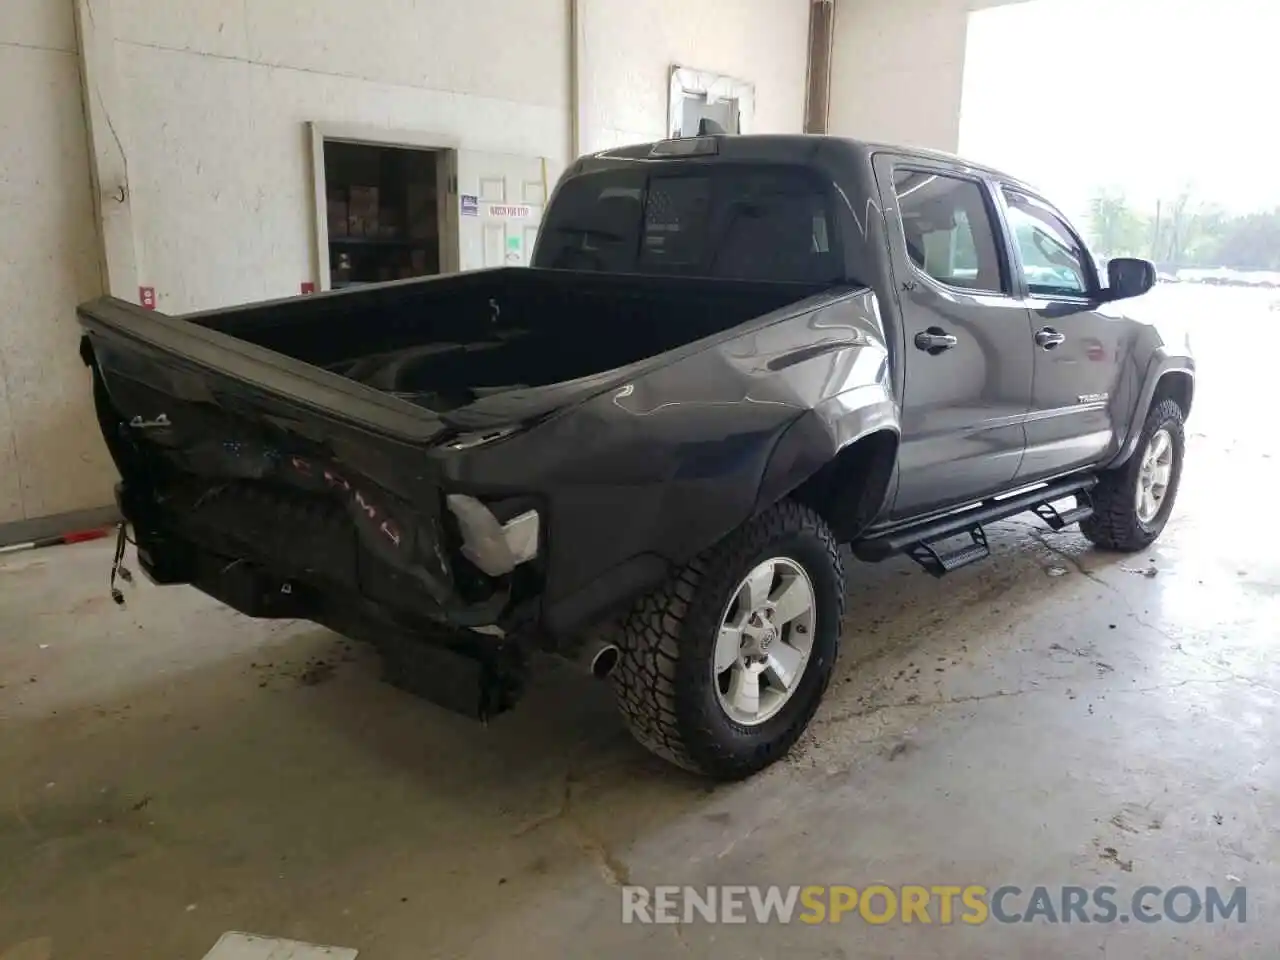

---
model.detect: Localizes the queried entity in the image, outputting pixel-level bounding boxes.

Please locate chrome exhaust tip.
[588,643,620,680]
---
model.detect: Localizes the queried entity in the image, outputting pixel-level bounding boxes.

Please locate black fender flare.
[1106,350,1195,469]
[755,385,900,520]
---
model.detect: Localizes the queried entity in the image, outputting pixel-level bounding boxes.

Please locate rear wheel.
[1080,398,1186,551]
[610,500,845,779]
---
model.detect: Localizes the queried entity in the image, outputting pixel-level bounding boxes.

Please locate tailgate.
[78,296,465,615]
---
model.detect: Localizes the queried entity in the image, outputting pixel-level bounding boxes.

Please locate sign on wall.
[488,204,532,219]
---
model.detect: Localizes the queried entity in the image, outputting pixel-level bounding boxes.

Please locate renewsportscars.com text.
[621,884,1247,926]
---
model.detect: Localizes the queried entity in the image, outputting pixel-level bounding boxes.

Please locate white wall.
[0,0,110,525]
[110,0,571,315]
[111,0,811,315]
[0,0,810,528]
[577,0,809,153]
[111,0,809,314]
[111,0,810,315]
[828,0,1033,152]
[828,0,971,151]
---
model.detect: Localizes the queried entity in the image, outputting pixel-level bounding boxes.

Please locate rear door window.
[535,165,841,282]
[892,168,1007,295]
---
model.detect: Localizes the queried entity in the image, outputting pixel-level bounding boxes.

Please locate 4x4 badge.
[128,413,171,429]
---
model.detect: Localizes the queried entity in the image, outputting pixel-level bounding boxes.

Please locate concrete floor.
[2,286,1277,959]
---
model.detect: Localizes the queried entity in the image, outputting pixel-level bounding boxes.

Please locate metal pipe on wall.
[569,0,586,159]
[74,0,140,300]
[804,0,835,134]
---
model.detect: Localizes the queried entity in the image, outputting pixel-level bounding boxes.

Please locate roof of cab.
[580,134,1037,195]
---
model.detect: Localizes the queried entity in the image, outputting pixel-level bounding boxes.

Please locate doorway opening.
[323,142,441,288]
[309,124,459,291]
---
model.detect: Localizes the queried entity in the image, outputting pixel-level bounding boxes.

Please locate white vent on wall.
[668,66,755,138]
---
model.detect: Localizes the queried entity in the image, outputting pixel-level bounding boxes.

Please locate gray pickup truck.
[78,135,1193,779]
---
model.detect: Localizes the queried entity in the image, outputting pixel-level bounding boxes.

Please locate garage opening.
[960,0,1279,546]
[960,0,1280,424]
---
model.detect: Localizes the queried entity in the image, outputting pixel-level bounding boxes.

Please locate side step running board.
[906,526,989,577]
[1034,494,1094,531]
[853,476,1097,577]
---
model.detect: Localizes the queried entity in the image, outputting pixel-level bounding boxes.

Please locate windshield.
[533,163,843,283]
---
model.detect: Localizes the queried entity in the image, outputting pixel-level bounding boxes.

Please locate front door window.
[1003,191,1092,298]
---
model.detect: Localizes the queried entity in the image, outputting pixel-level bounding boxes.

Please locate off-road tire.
[1080,398,1186,552]
[610,500,845,780]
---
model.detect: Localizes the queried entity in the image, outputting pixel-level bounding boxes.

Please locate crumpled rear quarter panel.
[437,288,896,617]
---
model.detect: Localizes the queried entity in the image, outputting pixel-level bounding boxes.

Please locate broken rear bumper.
[116,481,505,628]
[116,481,669,646]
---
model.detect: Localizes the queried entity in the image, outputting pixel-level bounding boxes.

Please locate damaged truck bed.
[82,266,843,639]
[79,251,873,731]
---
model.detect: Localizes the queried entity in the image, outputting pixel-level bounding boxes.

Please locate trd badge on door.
[1076,393,1109,405]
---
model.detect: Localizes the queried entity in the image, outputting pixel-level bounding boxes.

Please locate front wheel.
[1080,398,1186,552]
[610,500,845,780]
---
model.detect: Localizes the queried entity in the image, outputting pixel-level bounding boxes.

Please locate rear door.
[453,151,548,271]
[874,156,1035,519]
[999,188,1128,480]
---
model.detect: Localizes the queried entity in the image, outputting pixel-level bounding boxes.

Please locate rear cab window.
[533,164,842,283]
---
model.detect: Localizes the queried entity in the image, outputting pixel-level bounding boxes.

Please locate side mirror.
[1104,257,1156,302]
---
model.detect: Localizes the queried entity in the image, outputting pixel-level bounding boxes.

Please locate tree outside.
[1086,187,1280,272]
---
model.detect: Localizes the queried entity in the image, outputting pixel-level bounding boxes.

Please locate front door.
[874,158,1035,520]
[999,188,1128,481]
[454,151,549,271]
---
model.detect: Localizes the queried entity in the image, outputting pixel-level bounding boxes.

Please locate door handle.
[1036,327,1066,350]
[914,327,958,354]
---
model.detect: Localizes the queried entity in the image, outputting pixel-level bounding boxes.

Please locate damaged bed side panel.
[431,288,897,635]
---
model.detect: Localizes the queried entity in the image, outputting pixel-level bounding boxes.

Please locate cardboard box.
[327,198,348,238]
[378,206,403,239]
[407,184,437,240]
[347,185,379,237]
